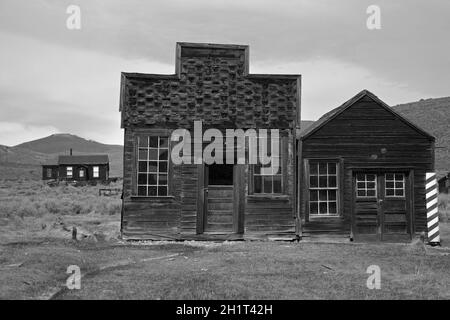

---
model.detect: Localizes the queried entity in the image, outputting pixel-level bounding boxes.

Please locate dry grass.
[0,240,449,300]
[0,179,122,243]
[0,180,449,299]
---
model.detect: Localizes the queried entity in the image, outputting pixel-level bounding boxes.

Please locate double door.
[353,171,412,241]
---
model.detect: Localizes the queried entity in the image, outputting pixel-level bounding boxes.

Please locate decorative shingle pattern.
[120,43,300,129]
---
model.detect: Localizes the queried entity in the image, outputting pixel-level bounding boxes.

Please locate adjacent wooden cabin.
[119,42,301,240]
[42,154,110,182]
[299,90,435,241]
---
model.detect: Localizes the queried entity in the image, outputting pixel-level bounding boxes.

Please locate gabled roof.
[58,154,109,165]
[301,90,435,141]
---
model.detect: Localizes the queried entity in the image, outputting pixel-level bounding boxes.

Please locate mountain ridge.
[1,134,123,179]
[1,96,449,180]
[393,96,450,177]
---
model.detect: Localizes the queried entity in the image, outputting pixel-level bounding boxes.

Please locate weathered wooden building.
[299,90,435,241]
[42,162,59,180]
[119,42,435,242]
[42,154,110,182]
[119,42,301,240]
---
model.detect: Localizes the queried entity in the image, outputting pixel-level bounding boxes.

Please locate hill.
[300,120,315,133]
[0,134,123,179]
[1,103,448,180]
[393,96,450,177]
[15,133,122,154]
[0,145,54,179]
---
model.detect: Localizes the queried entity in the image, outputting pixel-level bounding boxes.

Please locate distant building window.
[309,161,339,215]
[67,166,73,178]
[93,166,99,178]
[137,136,169,197]
[46,168,52,178]
[79,169,85,178]
[385,173,405,197]
[356,173,377,197]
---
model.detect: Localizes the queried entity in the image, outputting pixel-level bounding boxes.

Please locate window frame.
[46,168,52,178]
[385,173,405,198]
[92,166,99,178]
[307,160,340,217]
[355,173,378,198]
[249,134,288,196]
[134,133,171,198]
[66,166,73,178]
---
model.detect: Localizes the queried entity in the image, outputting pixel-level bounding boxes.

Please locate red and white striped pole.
[426,172,440,246]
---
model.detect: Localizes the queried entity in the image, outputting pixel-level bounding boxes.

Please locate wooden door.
[379,173,410,241]
[353,171,410,241]
[204,164,234,234]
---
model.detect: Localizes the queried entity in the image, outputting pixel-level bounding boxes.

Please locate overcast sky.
[0,0,449,146]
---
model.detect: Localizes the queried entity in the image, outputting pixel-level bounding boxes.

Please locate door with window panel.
[353,171,410,240]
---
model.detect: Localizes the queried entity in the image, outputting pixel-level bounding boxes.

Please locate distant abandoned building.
[438,173,450,194]
[119,42,435,242]
[42,153,110,182]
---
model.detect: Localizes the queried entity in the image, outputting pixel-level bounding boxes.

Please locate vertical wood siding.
[301,96,434,237]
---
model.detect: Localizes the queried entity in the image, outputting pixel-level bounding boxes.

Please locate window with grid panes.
[385,173,405,197]
[137,136,169,196]
[253,135,282,194]
[356,173,377,197]
[309,161,338,215]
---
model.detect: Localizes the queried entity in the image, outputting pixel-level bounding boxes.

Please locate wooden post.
[426,172,440,246]
[196,164,205,234]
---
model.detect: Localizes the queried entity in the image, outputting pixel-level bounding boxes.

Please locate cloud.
[0,122,59,146]
[0,32,172,145]
[0,0,449,144]
[252,58,428,120]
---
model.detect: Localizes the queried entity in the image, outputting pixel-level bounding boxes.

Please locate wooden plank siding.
[245,133,296,236]
[300,93,434,240]
[121,127,297,240]
[120,43,300,240]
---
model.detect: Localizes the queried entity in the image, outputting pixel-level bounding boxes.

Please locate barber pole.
[426,172,440,246]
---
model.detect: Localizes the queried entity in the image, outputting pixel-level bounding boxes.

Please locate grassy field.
[0,180,449,300]
[1,239,449,300]
[0,179,122,243]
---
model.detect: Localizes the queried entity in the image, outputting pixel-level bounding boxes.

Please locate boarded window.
[67,166,73,178]
[137,136,169,197]
[309,161,339,215]
[356,173,377,198]
[385,173,405,197]
[93,166,99,178]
